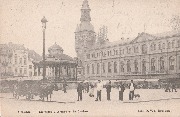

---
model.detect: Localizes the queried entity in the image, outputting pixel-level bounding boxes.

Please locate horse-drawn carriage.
[13,80,58,101]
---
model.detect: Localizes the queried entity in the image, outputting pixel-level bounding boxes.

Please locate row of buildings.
[0,42,41,78]
[75,0,180,80]
[0,42,78,81]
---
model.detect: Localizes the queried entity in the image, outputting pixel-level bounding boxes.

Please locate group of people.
[76,80,136,101]
[165,83,177,92]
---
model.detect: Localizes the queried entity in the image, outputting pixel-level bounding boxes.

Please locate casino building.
[75,0,180,80]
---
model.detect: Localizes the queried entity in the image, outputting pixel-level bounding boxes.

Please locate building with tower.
[75,0,180,81]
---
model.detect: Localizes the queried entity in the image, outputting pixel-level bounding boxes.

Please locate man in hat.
[77,82,83,101]
[106,80,112,101]
[119,82,125,101]
[129,80,135,100]
[95,80,103,101]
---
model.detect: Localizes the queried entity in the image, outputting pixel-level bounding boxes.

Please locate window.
[172,40,175,48]
[142,60,146,74]
[108,62,111,73]
[168,42,171,49]
[160,57,165,72]
[102,63,105,73]
[29,65,32,69]
[24,68,27,75]
[92,64,94,74]
[115,50,118,55]
[151,43,156,51]
[178,40,180,48]
[169,56,175,70]
[134,60,138,73]
[134,46,139,53]
[15,56,17,64]
[15,68,18,75]
[127,60,131,72]
[97,63,100,74]
[29,71,32,77]
[19,68,22,74]
[120,62,124,72]
[162,43,165,49]
[114,62,117,73]
[151,58,156,72]
[19,58,22,65]
[158,43,161,50]
[24,57,27,65]
[87,54,90,59]
[142,44,147,54]
[87,64,89,74]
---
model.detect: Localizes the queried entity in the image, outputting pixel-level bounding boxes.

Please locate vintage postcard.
[0,0,180,117]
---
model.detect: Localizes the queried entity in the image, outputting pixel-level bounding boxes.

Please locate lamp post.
[41,16,48,80]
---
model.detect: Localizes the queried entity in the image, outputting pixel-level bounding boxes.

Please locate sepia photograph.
[0,0,180,117]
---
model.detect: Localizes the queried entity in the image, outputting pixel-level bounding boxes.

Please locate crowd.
[76,80,136,101]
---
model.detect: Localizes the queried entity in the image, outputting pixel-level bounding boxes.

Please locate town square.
[0,0,180,117]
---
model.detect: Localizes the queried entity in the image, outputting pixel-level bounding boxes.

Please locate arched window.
[79,60,82,66]
[114,61,117,73]
[172,40,175,48]
[162,43,165,49]
[151,58,156,72]
[87,64,90,74]
[92,64,94,74]
[120,61,124,72]
[158,43,161,50]
[102,63,105,73]
[169,56,175,70]
[127,60,131,72]
[142,59,146,74]
[178,40,180,48]
[142,44,147,54]
[97,63,100,74]
[168,42,171,49]
[108,62,111,73]
[134,60,138,73]
[160,57,165,72]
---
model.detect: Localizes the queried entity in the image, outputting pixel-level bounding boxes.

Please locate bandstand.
[33,43,77,82]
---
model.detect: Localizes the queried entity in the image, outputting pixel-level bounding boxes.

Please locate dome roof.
[48,42,63,51]
[79,22,94,32]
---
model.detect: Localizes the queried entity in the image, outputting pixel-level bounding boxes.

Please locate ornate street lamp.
[41,16,48,80]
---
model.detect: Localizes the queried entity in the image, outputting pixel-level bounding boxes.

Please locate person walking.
[119,82,125,101]
[89,84,95,97]
[95,80,103,101]
[106,80,112,101]
[63,83,67,93]
[77,82,83,101]
[172,83,177,92]
[129,80,135,100]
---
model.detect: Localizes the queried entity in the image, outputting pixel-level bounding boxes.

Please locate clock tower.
[75,0,96,76]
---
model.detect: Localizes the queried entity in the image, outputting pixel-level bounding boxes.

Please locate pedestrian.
[106,80,112,101]
[129,80,135,100]
[119,82,125,101]
[165,83,171,92]
[63,83,67,93]
[172,83,177,92]
[95,80,103,101]
[77,82,83,101]
[89,84,94,97]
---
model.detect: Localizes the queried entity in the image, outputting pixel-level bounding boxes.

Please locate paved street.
[1,89,180,117]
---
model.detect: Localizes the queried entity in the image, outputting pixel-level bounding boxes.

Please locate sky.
[0,0,180,57]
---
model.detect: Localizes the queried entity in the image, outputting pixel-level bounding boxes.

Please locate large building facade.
[0,42,41,78]
[75,0,180,80]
